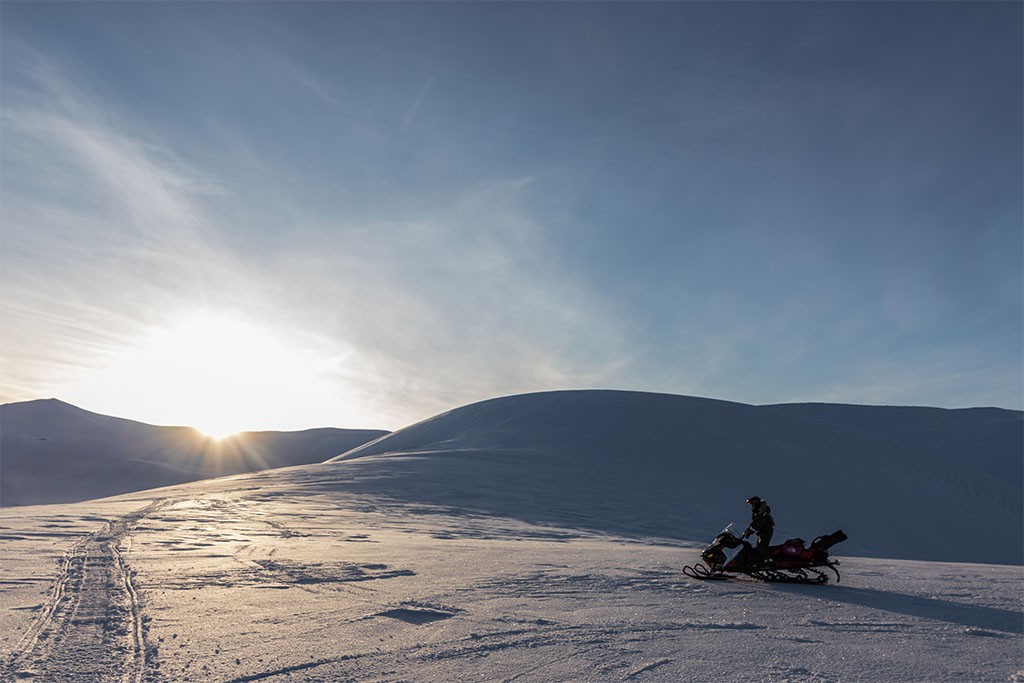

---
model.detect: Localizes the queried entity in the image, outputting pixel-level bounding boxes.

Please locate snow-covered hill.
[327,390,1023,565]
[3,392,1020,564]
[0,399,387,506]
[1,390,1021,681]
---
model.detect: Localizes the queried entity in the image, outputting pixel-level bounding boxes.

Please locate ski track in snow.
[2,500,166,683]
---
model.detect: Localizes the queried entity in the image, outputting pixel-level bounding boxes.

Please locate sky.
[1,2,1021,436]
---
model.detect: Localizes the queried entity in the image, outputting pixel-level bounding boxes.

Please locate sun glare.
[195,425,239,441]
[65,311,362,434]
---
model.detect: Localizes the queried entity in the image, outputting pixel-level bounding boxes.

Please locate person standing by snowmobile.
[742,496,775,565]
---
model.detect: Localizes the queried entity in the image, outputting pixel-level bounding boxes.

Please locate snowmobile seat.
[780,538,806,556]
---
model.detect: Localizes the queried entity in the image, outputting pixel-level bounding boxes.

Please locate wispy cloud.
[289,67,353,117]
[2,50,222,249]
[401,76,434,133]
[1,54,253,401]
[1,55,635,428]
[261,178,636,425]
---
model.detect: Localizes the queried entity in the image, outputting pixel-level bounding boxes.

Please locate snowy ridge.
[0,399,387,506]
[327,390,1023,565]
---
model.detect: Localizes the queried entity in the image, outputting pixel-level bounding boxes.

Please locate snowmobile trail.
[1,499,166,683]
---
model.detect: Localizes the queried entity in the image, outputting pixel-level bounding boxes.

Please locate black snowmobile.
[683,523,848,585]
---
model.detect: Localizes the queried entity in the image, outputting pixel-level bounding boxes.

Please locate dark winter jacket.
[745,501,774,537]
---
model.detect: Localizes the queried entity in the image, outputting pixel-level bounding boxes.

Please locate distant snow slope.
[0,399,387,506]
[327,390,1023,565]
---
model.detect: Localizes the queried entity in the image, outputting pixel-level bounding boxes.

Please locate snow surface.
[1,477,1021,682]
[0,399,387,506]
[1,390,1021,681]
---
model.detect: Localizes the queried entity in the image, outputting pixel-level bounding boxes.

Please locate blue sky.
[2,2,1021,433]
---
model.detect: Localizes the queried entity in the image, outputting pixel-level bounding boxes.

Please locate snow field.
[2,484,1021,682]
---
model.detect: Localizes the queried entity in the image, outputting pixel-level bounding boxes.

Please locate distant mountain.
[0,399,388,506]
[326,390,1023,565]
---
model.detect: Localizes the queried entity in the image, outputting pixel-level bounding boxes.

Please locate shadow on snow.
[771,583,1023,635]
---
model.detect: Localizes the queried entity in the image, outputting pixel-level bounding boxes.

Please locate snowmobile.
[683,523,847,585]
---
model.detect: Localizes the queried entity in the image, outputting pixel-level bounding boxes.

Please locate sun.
[194,424,239,441]
[64,310,362,434]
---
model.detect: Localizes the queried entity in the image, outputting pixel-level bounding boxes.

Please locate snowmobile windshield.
[719,525,744,565]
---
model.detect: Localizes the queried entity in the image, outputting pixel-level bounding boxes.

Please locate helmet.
[746,496,762,505]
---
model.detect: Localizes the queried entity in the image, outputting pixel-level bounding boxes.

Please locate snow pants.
[755,527,774,561]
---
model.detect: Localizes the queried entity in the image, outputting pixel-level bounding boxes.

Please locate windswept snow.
[1,390,1021,681]
[0,399,387,506]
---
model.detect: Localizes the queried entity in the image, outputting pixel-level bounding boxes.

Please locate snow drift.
[327,390,1023,565]
[0,399,387,506]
